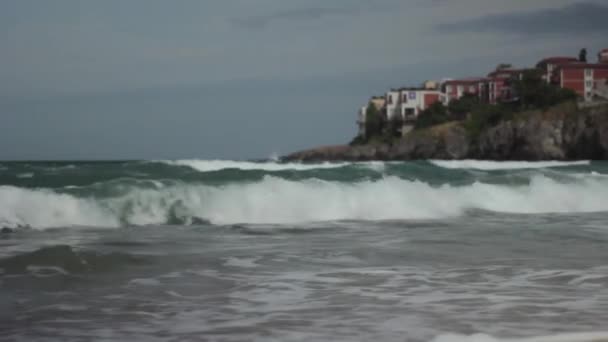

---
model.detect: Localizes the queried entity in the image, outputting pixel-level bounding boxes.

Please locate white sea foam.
[16,172,34,179]
[2,174,608,229]
[0,185,118,229]
[431,332,608,342]
[430,160,590,170]
[161,159,350,172]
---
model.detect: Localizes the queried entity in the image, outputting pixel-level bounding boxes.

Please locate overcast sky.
[1,0,607,160]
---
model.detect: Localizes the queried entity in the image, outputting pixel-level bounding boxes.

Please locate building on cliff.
[486,68,528,104]
[536,57,579,83]
[357,48,608,138]
[398,88,442,121]
[440,78,486,105]
[552,63,608,102]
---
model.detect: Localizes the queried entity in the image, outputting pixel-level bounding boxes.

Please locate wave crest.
[430,160,590,170]
[2,174,608,229]
[160,159,350,172]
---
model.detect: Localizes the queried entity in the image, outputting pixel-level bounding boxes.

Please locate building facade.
[441,78,486,105]
[554,63,608,102]
[536,57,579,83]
[397,88,441,121]
[486,69,527,104]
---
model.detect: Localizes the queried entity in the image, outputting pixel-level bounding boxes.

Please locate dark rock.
[284,103,608,161]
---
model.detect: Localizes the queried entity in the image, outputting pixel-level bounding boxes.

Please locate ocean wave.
[431,331,608,342]
[2,174,608,229]
[430,160,590,170]
[159,159,351,172]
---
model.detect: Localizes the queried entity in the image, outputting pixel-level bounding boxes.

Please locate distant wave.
[159,159,350,172]
[431,331,608,342]
[3,173,608,229]
[430,160,590,170]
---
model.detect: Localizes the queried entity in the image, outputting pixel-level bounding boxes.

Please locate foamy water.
[1,160,608,341]
[430,160,591,170]
[3,174,608,229]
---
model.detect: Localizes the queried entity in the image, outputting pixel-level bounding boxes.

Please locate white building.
[398,89,442,121]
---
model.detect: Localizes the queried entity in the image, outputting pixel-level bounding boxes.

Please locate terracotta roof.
[443,77,487,85]
[555,63,608,70]
[487,69,528,77]
[538,57,578,64]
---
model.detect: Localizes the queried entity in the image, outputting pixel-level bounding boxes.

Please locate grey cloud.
[437,2,608,35]
[233,7,361,29]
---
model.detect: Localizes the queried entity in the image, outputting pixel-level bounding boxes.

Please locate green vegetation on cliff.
[354,70,578,146]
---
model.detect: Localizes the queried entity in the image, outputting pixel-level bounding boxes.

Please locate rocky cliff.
[284,103,608,161]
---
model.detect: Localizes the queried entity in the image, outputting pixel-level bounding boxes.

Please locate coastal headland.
[285,48,608,161]
[284,102,608,161]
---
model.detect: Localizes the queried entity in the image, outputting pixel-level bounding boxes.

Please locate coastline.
[284,102,608,162]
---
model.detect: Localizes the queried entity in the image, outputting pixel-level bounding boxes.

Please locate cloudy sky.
[1,0,607,160]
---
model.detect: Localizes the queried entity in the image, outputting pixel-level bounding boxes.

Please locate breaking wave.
[159,159,350,172]
[2,173,608,229]
[430,160,590,170]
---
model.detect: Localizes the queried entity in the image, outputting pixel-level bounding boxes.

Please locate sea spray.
[3,173,608,229]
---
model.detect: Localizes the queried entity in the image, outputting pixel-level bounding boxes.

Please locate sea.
[1,159,608,342]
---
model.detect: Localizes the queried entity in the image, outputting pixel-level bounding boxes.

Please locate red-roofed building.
[536,57,579,83]
[441,78,487,105]
[553,63,608,102]
[485,68,529,104]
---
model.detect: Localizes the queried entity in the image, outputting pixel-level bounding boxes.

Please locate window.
[409,91,416,100]
[585,69,593,77]
[457,85,464,94]
[586,81,593,88]
[469,85,476,93]
[403,93,408,102]
[446,85,452,93]
[388,95,393,105]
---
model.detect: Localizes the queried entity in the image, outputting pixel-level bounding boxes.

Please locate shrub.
[464,104,511,141]
[448,93,480,119]
[414,102,449,130]
[512,69,578,110]
[364,103,384,138]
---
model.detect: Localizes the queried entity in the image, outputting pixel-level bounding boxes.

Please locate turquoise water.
[1,160,608,341]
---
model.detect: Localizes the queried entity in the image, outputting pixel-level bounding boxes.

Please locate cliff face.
[284,103,608,161]
[475,104,608,160]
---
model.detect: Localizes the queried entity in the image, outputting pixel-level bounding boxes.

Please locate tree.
[579,48,587,62]
[364,103,383,138]
[387,113,404,137]
[512,69,578,110]
[464,104,511,141]
[414,102,449,130]
[448,93,479,119]
[495,63,512,71]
